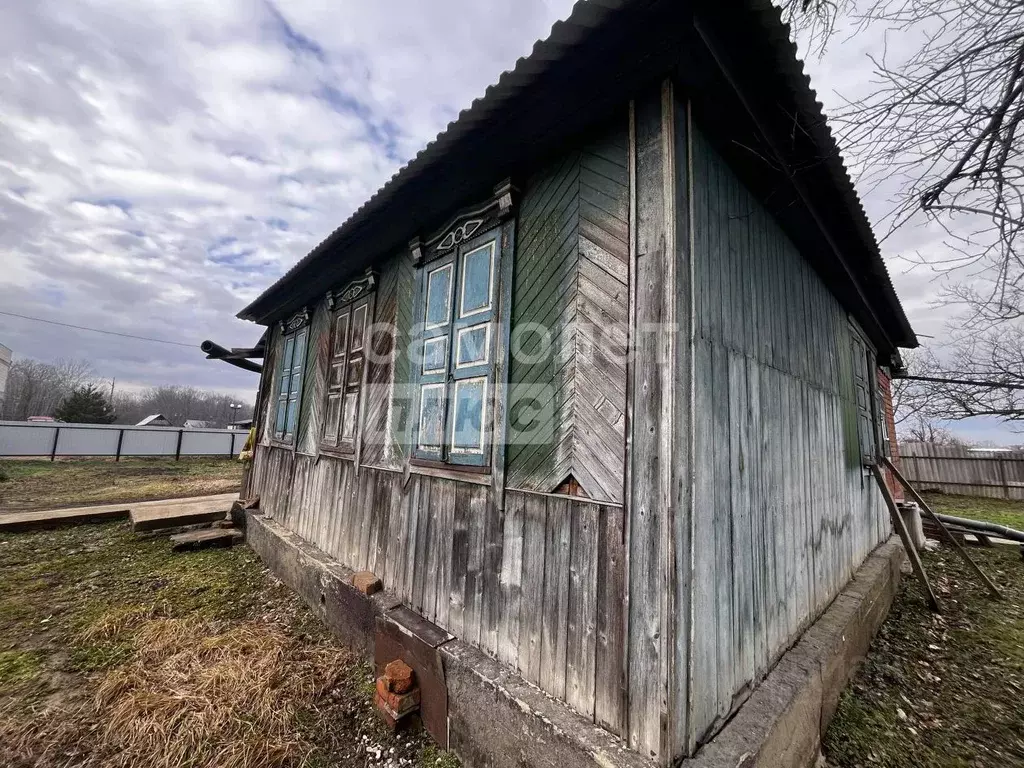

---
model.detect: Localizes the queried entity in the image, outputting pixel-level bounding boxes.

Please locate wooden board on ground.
[130,495,236,532]
[170,528,243,552]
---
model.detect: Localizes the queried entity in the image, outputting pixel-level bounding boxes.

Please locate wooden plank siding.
[686,120,888,745]
[248,449,627,737]
[243,91,896,767]
[506,117,629,504]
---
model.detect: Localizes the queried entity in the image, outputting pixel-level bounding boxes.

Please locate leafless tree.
[906,327,1024,422]
[784,0,1024,420]
[0,358,95,420]
[113,386,253,428]
[902,414,970,445]
[787,0,1023,308]
[889,350,931,425]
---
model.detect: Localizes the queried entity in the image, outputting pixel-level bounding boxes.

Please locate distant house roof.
[183,420,211,429]
[237,0,915,356]
[229,418,254,429]
[136,414,172,427]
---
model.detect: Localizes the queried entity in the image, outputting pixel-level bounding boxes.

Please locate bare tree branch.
[788,0,1024,323]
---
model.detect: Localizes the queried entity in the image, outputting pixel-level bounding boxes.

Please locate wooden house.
[235,0,917,763]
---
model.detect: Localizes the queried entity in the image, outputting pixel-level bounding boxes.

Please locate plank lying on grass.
[0,504,130,533]
[170,528,244,552]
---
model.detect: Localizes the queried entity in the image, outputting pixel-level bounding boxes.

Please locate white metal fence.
[0,420,246,460]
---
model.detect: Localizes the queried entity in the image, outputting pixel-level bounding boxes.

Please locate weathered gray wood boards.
[900,441,1024,500]
[686,121,887,744]
[625,82,690,760]
[251,449,627,735]
[506,120,630,504]
[248,84,893,766]
[249,117,633,743]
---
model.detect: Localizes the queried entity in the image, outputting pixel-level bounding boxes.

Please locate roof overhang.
[238,0,916,357]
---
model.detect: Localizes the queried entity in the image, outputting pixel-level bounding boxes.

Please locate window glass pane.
[460,243,493,317]
[422,337,447,375]
[456,323,490,368]
[418,384,446,450]
[341,393,359,441]
[325,395,341,444]
[346,356,364,387]
[334,312,350,357]
[285,396,299,436]
[450,378,487,453]
[275,398,288,436]
[425,265,452,328]
[293,330,307,371]
[350,304,368,352]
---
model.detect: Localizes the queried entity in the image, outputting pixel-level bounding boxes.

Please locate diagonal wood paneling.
[507,117,629,503]
[298,298,331,456]
[362,251,401,468]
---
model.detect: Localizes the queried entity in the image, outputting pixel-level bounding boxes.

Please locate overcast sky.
[0,0,1011,442]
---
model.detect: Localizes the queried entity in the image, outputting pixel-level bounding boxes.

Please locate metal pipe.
[934,513,1024,543]
[201,340,231,358]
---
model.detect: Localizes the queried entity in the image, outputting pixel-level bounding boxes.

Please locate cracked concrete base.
[245,511,902,768]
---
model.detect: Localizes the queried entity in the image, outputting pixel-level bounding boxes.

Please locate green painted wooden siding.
[506,118,629,503]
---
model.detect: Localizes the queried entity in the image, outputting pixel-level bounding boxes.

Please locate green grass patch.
[0,522,448,768]
[0,650,42,685]
[420,745,462,768]
[921,492,1024,531]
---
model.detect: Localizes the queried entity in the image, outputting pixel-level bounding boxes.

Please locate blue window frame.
[413,229,499,467]
[274,326,308,444]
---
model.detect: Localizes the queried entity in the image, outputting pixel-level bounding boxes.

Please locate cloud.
[1,0,1010,442]
[0,0,575,401]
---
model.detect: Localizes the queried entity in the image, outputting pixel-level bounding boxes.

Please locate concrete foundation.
[245,510,904,768]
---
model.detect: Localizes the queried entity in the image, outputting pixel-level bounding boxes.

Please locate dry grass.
[0,458,243,513]
[0,522,440,768]
[2,615,356,768]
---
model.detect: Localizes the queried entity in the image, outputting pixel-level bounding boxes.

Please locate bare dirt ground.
[0,458,243,513]
[823,495,1024,767]
[0,521,452,768]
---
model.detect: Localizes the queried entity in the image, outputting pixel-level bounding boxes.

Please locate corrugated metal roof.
[239,0,627,324]
[239,0,916,349]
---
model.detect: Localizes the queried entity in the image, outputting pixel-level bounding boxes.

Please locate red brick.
[351,571,382,595]
[383,658,415,694]
[375,692,400,730]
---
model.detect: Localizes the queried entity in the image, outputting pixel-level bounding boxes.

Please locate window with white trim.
[323,295,372,452]
[414,229,499,467]
[273,325,308,444]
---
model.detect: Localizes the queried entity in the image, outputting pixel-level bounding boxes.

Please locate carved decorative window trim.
[327,269,377,310]
[279,307,310,334]
[411,178,517,267]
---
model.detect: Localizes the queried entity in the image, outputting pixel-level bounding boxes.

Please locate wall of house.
[686,122,888,745]
[249,118,632,743]
[247,96,895,766]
